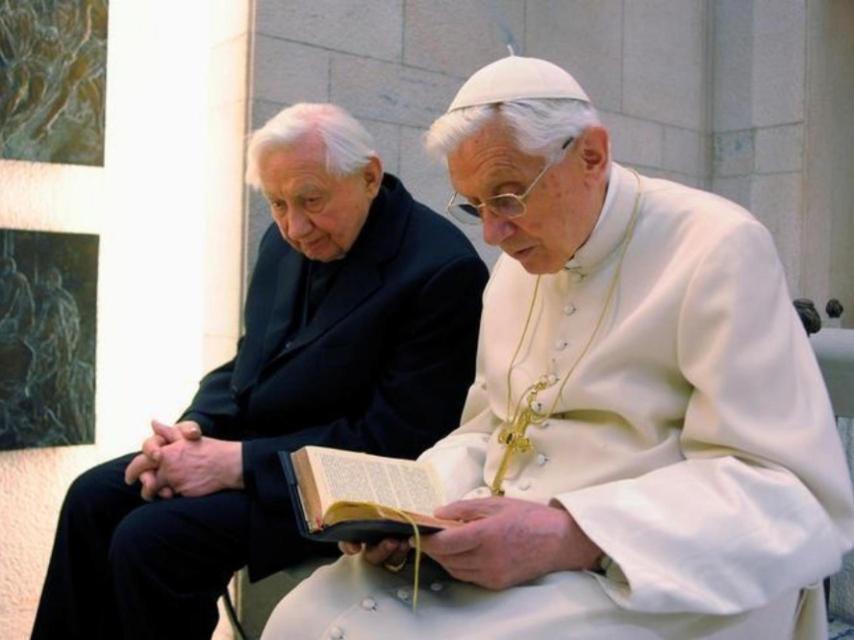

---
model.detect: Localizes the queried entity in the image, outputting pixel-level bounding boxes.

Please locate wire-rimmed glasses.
[446,137,574,225]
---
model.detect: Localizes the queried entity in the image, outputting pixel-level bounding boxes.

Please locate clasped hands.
[124,419,244,501]
[340,496,603,590]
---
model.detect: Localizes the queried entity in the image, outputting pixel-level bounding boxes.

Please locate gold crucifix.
[490,376,552,495]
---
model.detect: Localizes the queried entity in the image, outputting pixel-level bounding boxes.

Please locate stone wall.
[245,0,710,271]
[711,1,806,294]
[243,1,853,327]
[712,0,854,321]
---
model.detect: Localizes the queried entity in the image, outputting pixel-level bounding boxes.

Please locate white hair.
[424,98,602,163]
[245,103,377,188]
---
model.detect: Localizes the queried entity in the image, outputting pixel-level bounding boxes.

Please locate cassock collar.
[564,162,639,275]
[344,173,412,266]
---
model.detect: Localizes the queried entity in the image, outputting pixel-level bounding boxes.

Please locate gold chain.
[490,171,643,496]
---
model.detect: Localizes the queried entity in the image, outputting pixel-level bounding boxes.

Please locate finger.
[413,553,483,586]
[139,469,159,501]
[362,538,404,566]
[124,453,156,485]
[443,567,499,590]
[142,468,175,501]
[338,541,363,555]
[151,419,181,444]
[380,537,410,568]
[142,434,166,462]
[178,421,202,441]
[418,524,482,557]
[434,497,502,521]
[383,549,409,569]
[424,552,483,573]
[439,565,480,583]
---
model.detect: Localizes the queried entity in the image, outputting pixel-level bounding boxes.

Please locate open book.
[279,446,459,543]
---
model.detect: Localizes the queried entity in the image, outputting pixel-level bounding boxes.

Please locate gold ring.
[382,557,407,573]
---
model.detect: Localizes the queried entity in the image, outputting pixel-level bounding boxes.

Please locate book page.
[306,447,444,515]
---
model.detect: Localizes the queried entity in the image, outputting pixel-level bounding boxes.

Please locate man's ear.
[362,155,383,198]
[577,126,609,181]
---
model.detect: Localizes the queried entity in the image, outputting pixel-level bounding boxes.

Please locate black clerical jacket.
[181,174,488,579]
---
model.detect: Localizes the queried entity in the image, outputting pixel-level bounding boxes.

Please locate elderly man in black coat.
[32,103,488,640]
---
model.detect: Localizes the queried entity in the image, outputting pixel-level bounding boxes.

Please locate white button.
[564,303,576,316]
[361,597,377,611]
[536,453,549,466]
[555,339,568,351]
[329,626,345,639]
[519,479,531,491]
[397,588,411,601]
[546,373,558,385]
[430,581,444,592]
[531,400,543,413]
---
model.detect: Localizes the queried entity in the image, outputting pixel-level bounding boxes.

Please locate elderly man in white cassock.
[262,57,854,640]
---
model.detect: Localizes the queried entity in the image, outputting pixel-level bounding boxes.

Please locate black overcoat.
[181,174,489,578]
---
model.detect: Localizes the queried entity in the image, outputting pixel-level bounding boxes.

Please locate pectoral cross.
[490,378,551,496]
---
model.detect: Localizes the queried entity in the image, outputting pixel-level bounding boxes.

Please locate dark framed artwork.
[0,228,98,450]
[0,0,109,166]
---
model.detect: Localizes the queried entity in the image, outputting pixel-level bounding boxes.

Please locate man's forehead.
[448,155,523,191]
[259,140,332,189]
[448,125,537,191]
[461,117,517,150]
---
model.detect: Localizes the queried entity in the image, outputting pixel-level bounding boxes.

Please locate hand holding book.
[415,496,604,590]
[339,537,411,572]
[282,447,604,608]
[280,446,460,544]
[334,494,604,592]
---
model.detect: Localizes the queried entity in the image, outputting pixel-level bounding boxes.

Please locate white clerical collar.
[564,163,619,271]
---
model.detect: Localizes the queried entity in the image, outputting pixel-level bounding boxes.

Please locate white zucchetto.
[447,55,591,112]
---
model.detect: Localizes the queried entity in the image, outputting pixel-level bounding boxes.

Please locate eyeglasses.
[446,137,574,225]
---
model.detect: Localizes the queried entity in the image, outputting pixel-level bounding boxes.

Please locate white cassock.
[263,163,854,640]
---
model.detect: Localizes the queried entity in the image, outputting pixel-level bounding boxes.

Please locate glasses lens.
[448,204,482,225]
[487,195,525,218]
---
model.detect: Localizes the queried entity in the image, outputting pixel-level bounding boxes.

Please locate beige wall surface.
[0,0,246,636]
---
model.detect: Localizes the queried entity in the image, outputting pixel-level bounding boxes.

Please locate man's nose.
[287,208,314,239]
[481,210,515,246]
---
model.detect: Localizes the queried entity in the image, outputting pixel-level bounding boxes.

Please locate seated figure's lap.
[262,555,800,640]
[110,489,252,568]
[61,453,146,538]
[66,453,140,510]
[64,453,252,571]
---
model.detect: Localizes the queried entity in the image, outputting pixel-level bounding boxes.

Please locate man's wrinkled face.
[258,136,381,262]
[447,119,607,274]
